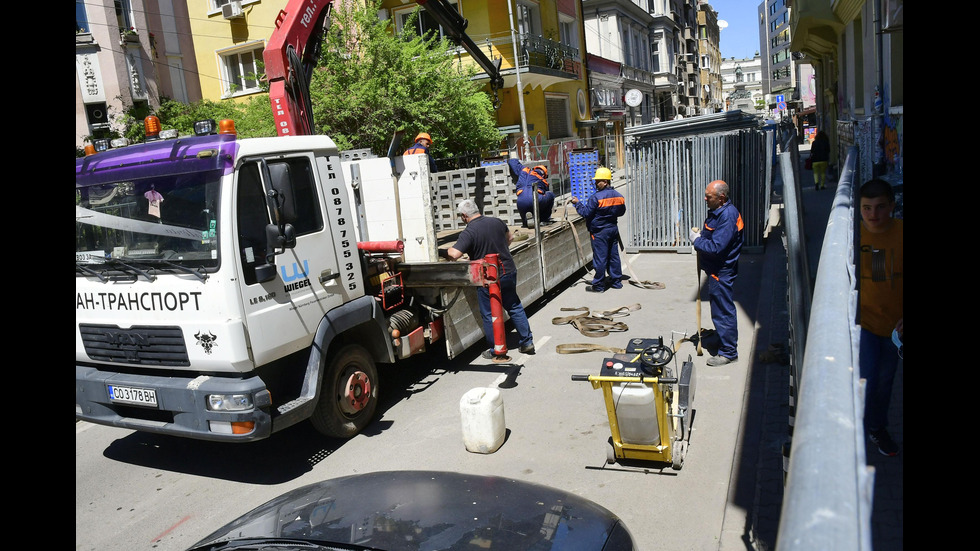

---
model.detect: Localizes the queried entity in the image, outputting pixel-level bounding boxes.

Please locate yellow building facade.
[188,0,283,103]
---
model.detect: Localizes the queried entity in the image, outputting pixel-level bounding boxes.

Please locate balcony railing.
[519,34,580,75]
[622,65,656,85]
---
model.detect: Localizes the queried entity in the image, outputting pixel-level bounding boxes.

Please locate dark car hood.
[188,470,634,551]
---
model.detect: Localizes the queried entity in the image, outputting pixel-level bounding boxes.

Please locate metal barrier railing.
[776,145,873,551]
[623,123,772,252]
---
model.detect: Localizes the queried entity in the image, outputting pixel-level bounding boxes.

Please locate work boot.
[706,355,737,366]
[519,343,535,354]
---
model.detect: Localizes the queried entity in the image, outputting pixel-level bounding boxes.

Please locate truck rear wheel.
[311,344,379,438]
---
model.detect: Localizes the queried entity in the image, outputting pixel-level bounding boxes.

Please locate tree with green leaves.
[310,0,501,158]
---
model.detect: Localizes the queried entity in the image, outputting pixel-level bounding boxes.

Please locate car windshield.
[76,170,221,272]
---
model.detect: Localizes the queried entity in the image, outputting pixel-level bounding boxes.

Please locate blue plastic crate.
[568,149,600,202]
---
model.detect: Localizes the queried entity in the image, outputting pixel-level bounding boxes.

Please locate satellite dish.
[718,20,729,30]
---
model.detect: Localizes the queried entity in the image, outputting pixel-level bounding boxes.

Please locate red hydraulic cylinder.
[483,254,508,358]
[357,240,404,254]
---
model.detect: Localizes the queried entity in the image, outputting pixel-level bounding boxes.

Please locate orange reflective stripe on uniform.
[711,274,720,281]
[597,196,625,208]
[736,214,744,231]
[516,189,524,195]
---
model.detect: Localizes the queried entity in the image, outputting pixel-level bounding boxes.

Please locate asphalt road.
[76,246,772,551]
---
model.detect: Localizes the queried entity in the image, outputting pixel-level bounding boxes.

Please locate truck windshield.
[76,170,221,272]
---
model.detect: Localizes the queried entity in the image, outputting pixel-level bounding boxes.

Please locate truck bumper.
[75,364,274,442]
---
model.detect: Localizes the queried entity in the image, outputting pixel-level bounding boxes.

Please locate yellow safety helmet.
[415,132,432,143]
[594,167,612,181]
[533,165,548,177]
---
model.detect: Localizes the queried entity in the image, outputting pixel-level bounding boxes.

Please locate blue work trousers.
[477,272,533,349]
[708,269,738,358]
[859,328,900,432]
[517,192,556,225]
[590,228,622,289]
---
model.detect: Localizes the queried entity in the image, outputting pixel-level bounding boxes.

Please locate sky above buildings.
[710,0,762,60]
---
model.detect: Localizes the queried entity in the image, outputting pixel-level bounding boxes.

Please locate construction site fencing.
[620,112,775,252]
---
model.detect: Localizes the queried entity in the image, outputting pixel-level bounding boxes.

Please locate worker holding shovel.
[690,180,744,366]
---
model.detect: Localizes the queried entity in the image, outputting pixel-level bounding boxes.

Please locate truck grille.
[79,324,190,366]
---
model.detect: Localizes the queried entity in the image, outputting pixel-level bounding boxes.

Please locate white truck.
[75,121,593,441]
[75,0,594,442]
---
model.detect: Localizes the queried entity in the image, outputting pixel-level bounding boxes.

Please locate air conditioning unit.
[222,1,244,20]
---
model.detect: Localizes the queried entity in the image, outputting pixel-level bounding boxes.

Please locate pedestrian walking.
[571,167,626,293]
[810,131,830,190]
[690,180,744,366]
[446,199,535,357]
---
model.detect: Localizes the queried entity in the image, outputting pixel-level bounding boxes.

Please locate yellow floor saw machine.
[572,337,695,470]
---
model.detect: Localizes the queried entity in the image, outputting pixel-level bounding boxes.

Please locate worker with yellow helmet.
[404,132,438,174]
[570,167,626,292]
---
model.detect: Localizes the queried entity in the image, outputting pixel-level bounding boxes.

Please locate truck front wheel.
[311,344,379,438]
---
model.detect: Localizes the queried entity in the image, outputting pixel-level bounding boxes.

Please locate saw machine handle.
[639,343,674,369]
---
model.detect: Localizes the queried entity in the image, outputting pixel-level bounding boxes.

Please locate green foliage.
[155,97,276,138]
[310,0,501,157]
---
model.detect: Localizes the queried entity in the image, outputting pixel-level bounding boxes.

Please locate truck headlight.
[208,394,253,411]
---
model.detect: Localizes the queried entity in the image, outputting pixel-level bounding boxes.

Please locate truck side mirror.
[254,263,277,283]
[265,222,296,260]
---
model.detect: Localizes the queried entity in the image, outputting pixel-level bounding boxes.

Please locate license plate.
[107,384,158,407]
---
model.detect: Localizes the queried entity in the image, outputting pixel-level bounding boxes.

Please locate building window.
[623,29,633,66]
[651,40,661,72]
[220,43,265,97]
[516,1,540,37]
[115,0,133,33]
[393,1,458,41]
[76,0,89,33]
[559,16,577,49]
[545,94,572,139]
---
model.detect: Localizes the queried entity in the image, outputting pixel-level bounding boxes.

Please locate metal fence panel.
[623,128,771,252]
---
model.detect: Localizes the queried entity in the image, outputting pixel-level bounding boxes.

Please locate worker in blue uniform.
[571,167,626,292]
[690,180,744,366]
[507,159,555,228]
[404,132,438,174]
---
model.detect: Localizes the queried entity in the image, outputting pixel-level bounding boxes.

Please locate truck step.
[277,397,312,415]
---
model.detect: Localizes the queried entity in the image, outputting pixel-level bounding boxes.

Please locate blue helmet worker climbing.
[507,158,556,228]
[404,132,439,174]
[571,167,626,292]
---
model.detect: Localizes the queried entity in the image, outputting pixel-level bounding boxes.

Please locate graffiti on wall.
[881,86,902,176]
[514,133,586,179]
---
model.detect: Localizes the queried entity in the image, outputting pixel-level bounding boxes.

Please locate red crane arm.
[263,0,334,137]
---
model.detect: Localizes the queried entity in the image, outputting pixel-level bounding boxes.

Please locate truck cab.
[76,123,392,441]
